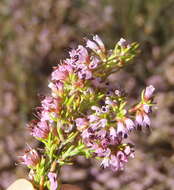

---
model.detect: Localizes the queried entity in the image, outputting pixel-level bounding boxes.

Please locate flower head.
[23,34,155,186]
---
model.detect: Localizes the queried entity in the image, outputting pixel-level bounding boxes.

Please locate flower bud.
[144,85,155,100]
[19,147,40,167]
[48,172,58,190]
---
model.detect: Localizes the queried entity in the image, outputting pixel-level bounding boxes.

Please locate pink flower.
[101,106,109,113]
[143,104,150,113]
[96,129,106,139]
[91,105,101,114]
[100,145,134,171]
[94,147,106,156]
[51,64,73,81]
[86,35,106,54]
[117,38,129,48]
[78,69,92,80]
[124,146,131,155]
[135,113,143,126]
[40,110,51,122]
[144,85,155,100]
[105,97,114,106]
[101,157,110,168]
[110,155,121,171]
[99,119,108,128]
[89,56,99,69]
[28,120,50,139]
[93,35,105,52]
[48,81,64,97]
[19,147,40,167]
[81,128,91,139]
[117,121,128,138]
[41,96,61,115]
[117,151,128,162]
[109,127,117,139]
[48,172,58,190]
[86,39,99,52]
[41,96,53,108]
[125,118,135,131]
[69,45,89,67]
[88,114,99,122]
[143,114,151,127]
[75,118,88,132]
[51,69,67,81]
[59,64,73,73]
[136,112,151,128]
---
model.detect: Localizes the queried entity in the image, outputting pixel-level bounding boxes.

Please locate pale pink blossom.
[117,38,129,48]
[143,114,151,127]
[48,172,58,190]
[78,69,92,80]
[89,56,99,69]
[101,157,110,168]
[135,113,143,126]
[86,39,99,52]
[88,115,99,122]
[117,121,127,138]
[109,127,117,139]
[144,85,155,100]
[125,118,135,131]
[75,118,88,131]
[19,147,40,167]
[143,104,150,113]
[69,45,88,64]
[29,120,50,139]
[93,35,105,52]
[51,69,67,81]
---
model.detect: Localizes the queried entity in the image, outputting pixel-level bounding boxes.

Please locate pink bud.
[125,118,135,131]
[143,114,151,127]
[117,38,129,48]
[135,113,143,126]
[48,172,58,190]
[93,35,105,52]
[86,39,99,52]
[144,85,155,100]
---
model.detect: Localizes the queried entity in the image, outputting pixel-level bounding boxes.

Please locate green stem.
[57,131,79,155]
[57,121,65,142]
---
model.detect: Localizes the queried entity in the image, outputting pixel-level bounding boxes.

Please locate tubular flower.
[48,172,58,190]
[144,85,155,100]
[93,35,105,53]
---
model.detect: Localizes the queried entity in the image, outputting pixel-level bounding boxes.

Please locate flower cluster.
[75,84,154,171]
[20,35,155,190]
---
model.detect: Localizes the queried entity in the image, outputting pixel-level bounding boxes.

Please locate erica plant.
[19,35,155,190]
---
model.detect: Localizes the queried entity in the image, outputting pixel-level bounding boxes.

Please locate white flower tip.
[117,38,127,47]
[145,85,155,99]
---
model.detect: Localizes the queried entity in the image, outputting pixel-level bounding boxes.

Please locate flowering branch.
[19,35,155,190]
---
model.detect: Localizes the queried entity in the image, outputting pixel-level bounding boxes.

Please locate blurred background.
[0,0,174,189]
